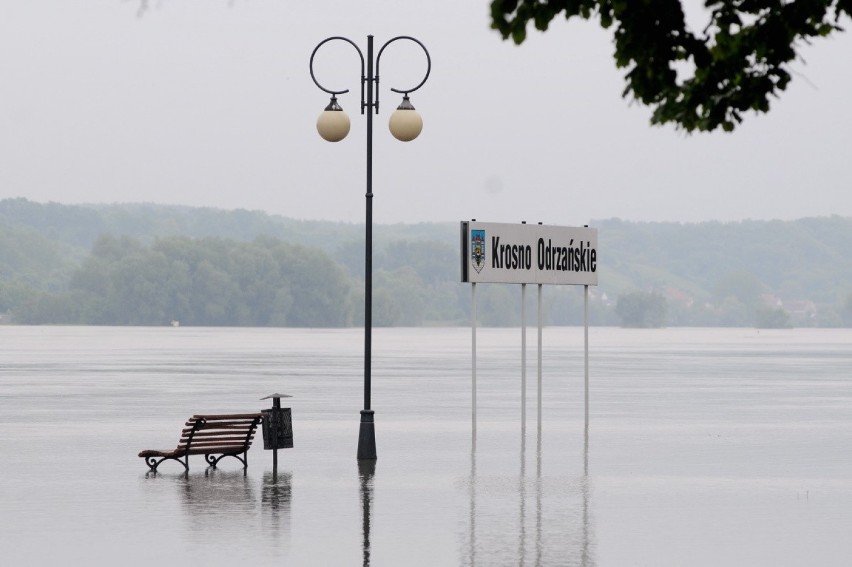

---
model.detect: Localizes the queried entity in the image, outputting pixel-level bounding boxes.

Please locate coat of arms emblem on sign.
[471,229,485,273]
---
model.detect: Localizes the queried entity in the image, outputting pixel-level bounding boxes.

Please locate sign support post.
[471,282,478,436]
[521,283,527,432]
[584,284,589,431]
[537,283,543,436]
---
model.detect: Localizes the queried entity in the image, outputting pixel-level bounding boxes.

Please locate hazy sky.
[1,0,850,226]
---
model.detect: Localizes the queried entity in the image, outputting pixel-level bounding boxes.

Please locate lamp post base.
[357,410,377,461]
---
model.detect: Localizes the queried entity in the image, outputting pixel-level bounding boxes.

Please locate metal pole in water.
[358,35,377,461]
[521,282,527,432]
[537,283,542,435]
[584,284,589,431]
[472,282,477,435]
[272,396,280,477]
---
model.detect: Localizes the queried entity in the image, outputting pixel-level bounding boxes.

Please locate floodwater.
[1,326,851,566]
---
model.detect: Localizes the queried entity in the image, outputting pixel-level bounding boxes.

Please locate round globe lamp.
[317,97,351,142]
[388,95,422,142]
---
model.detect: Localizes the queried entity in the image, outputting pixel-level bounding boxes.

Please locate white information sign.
[460,221,598,286]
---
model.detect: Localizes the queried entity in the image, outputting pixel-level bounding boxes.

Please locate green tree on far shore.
[616,291,667,328]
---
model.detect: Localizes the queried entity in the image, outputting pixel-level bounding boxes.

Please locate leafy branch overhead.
[490,0,852,132]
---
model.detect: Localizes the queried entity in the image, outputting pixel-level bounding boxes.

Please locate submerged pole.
[472,282,478,435]
[584,284,589,431]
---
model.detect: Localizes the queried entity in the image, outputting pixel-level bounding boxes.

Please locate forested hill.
[2,198,852,328]
[0,197,456,252]
[599,217,852,302]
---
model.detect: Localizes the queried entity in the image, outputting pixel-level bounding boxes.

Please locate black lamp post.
[310,35,431,461]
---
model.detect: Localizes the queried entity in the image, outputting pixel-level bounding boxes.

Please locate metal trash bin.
[260,393,294,450]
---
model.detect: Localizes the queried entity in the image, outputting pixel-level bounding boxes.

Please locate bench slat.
[185,446,248,455]
[182,447,250,454]
[183,424,256,432]
[178,438,255,448]
[189,413,263,421]
[183,421,258,429]
[178,435,254,445]
[187,416,259,423]
[182,424,255,433]
[182,430,253,438]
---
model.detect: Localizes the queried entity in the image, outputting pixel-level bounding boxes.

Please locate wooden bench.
[139,413,263,473]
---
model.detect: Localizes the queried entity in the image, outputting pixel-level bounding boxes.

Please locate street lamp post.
[310,35,431,461]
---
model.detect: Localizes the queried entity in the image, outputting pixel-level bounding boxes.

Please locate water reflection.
[176,469,257,535]
[519,427,527,566]
[359,460,376,567]
[469,433,476,566]
[535,425,542,566]
[582,424,592,567]
[262,471,293,543]
[465,424,595,566]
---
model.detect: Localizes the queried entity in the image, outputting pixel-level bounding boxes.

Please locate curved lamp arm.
[375,36,432,112]
[309,36,366,113]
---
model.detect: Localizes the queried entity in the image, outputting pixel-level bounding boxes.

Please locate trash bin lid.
[260,393,294,400]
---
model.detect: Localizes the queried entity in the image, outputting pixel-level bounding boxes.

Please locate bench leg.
[204,453,248,471]
[144,455,189,474]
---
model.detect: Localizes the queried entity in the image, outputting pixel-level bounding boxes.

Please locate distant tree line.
[14,236,350,326]
[4,199,852,328]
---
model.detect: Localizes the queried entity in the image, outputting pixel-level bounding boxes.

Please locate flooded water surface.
[1,326,851,566]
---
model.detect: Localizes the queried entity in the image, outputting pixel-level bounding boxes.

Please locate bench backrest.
[179,413,263,454]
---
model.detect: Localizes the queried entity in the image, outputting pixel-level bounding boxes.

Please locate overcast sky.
[1,0,850,226]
